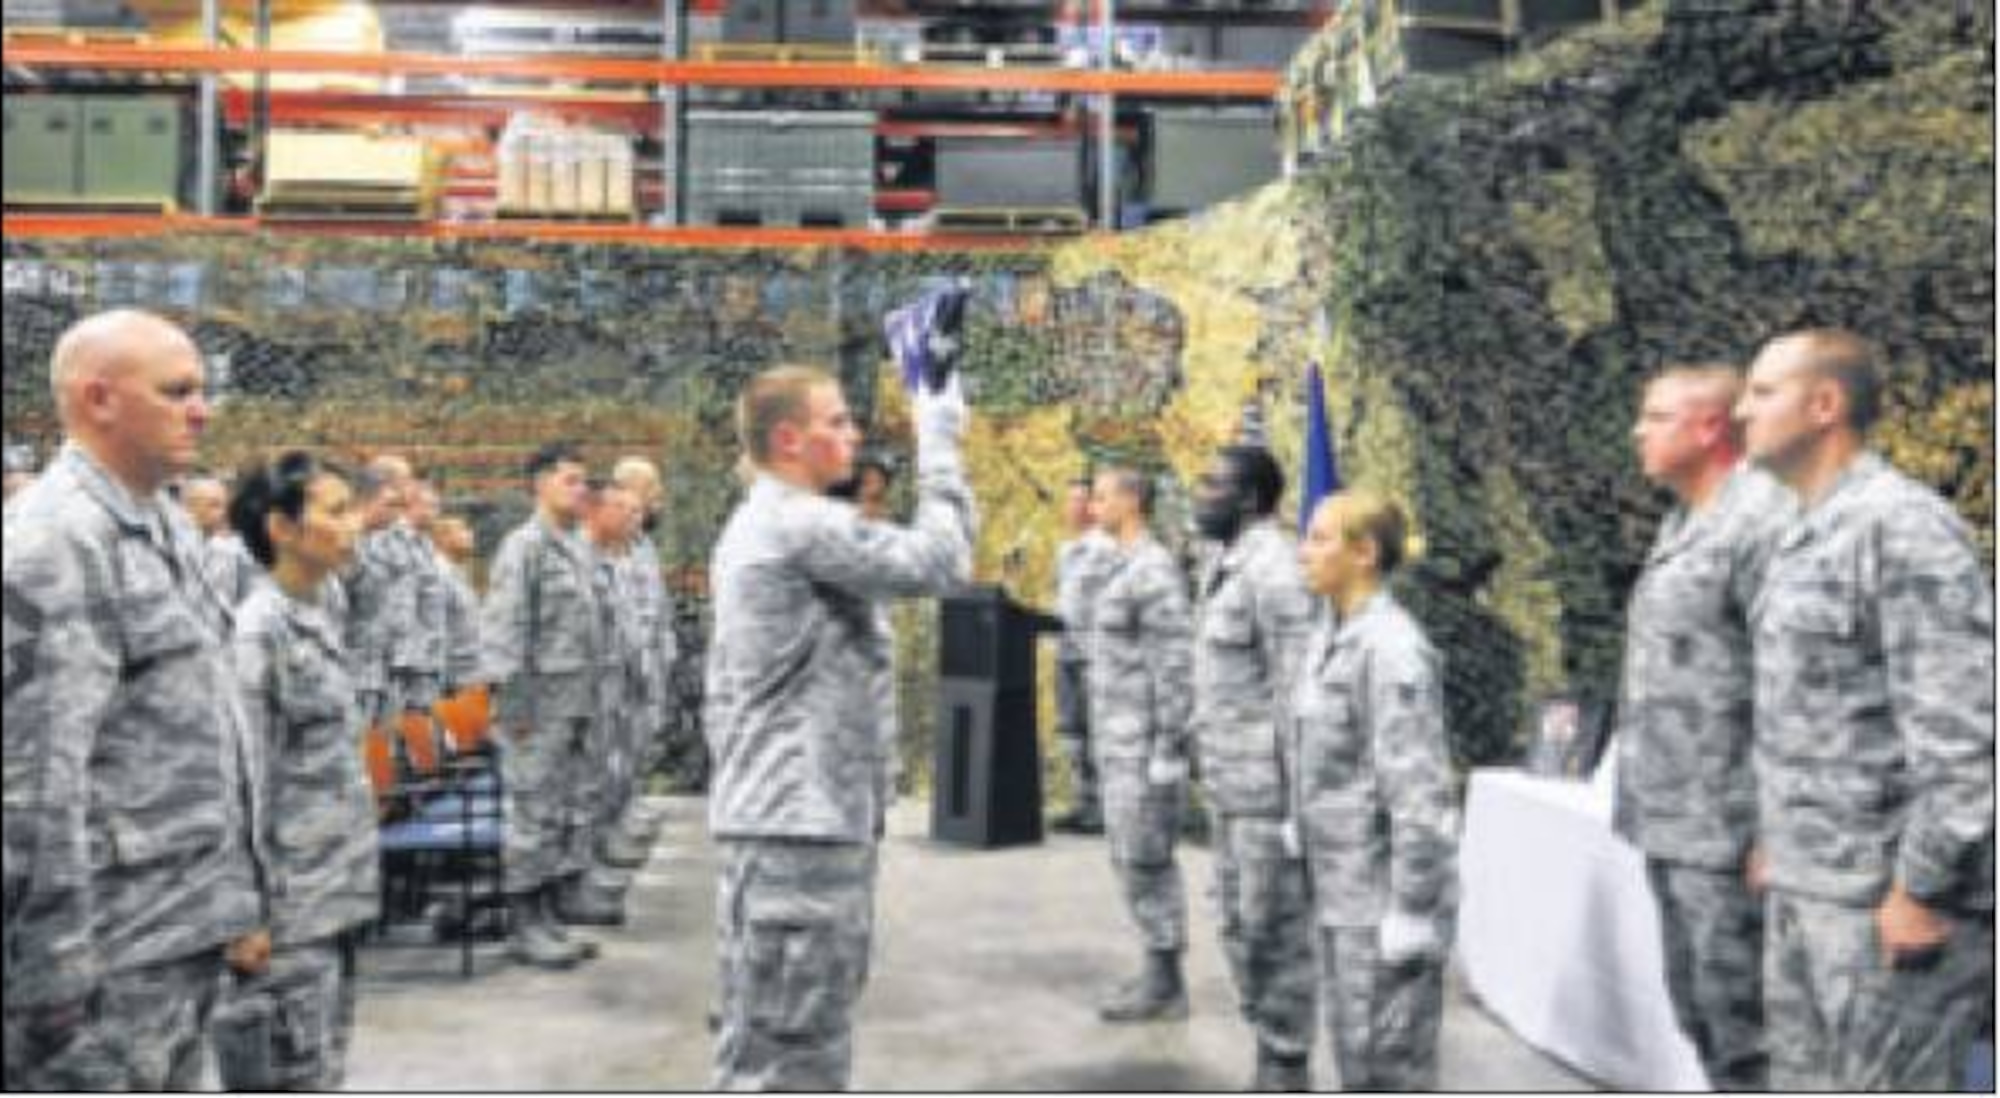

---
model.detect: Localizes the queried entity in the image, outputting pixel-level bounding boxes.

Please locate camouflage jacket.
[1289,590,1457,926]
[339,526,403,696]
[1055,529,1119,664]
[619,534,679,711]
[1194,520,1315,817]
[480,514,604,726]
[1751,452,1994,911]
[436,550,482,692]
[201,531,265,610]
[705,467,972,843]
[1088,534,1194,765]
[2,444,264,1008]
[233,582,380,945]
[383,522,444,684]
[1612,465,1792,869]
[587,542,646,713]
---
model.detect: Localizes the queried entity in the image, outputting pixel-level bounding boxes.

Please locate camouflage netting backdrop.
[4,0,1990,799]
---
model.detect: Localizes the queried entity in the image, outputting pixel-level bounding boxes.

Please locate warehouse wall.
[4,0,1990,787]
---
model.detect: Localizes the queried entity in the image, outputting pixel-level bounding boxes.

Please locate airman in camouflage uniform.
[211,452,378,1090]
[612,456,680,841]
[481,442,605,968]
[1293,491,1458,1091]
[429,515,484,696]
[1191,445,1317,1089]
[1737,330,1995,1091]
[707,365,973,1089]
[1087,465,1195,1023]
[1053,477,1116,834]
[371,458,446,719]
[3,311,265,1091]
[185,472,264,607]
[562,481,647,927]
[340,466,404,725]
[1612,366,1792,1090]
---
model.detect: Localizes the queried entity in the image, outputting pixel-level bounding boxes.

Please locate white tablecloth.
[1454,768,1711,1091]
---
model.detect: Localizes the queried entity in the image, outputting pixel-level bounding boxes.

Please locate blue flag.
[1299,361,1342,536]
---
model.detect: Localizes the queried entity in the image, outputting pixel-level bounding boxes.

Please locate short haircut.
[1220,444,1285,517]
[1650,362,1744,445]
[612,455,660,488]
[736,365,835,466]
[528,441,584,481]
[229,450,348,567]
[1785,328,1882,432]
[1330,489,1414,577]
[1101,464,1156,517]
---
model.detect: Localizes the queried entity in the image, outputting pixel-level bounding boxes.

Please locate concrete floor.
[345,795,1596,1091]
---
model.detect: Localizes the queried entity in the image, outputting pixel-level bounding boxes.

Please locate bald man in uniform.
[4,309,266,1090]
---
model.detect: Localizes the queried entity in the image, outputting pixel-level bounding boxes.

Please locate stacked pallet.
[256,130,438,221]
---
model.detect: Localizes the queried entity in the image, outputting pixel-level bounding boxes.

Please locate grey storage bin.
[1215,23,1313,68]
[935,137,1081,211]
[686,109,875,226]
[1146,108,1278,213]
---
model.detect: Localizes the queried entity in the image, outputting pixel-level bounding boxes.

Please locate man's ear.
[1807,375,1846,430]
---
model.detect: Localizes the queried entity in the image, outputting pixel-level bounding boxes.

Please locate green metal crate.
[3,95,82,203]
[79,96,183,207]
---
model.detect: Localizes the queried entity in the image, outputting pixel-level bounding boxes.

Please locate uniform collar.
[1782,451,1888,553]
[56,441,165,539]
[1331,588,1393,650]
[280,581,344,651]
[1648,461,1752,565]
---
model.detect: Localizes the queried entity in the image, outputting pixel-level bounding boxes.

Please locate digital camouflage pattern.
[704,465,973,844]
[1751,452,1995,1090]
[481,515,605,891]
[212,936,359,1091]
[1195,519,1316,1061]
[1054,528,1117,820]
[1645,860,1766,1090]
[383,522,445,713]
[1613,464,1791,869]
[232,582,380,946]
[1765,889,1993,1090]
[1290,589,1457,1091]
[1195,518,1314,816]
[2,444,263,1011]
[436,549,482,692]
[3,444,262,1089]
[711,839,877,1091]
[202,531,265,610]
[1089,534,1194,954]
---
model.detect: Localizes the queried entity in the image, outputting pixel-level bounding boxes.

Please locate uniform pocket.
[745,923,852,1038]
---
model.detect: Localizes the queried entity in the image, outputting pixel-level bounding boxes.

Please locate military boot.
[1098,949,1188,1023]
[541,882,600,960]
[559,876,627,927]
[507,892,586,969]
[1252,1046,1311,1092]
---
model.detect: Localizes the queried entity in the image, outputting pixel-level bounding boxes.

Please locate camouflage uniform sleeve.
[1253,558,1315,725]
[1879,510,1996,908]
[795,468,974,599]
[229,622,282,907]
[1366,640,1457,916]
[477,534,531,718]
[2,530,113,1009]
[1139,557,1195,762]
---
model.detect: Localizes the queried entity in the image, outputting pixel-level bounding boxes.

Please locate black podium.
[931,585,1059,847]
